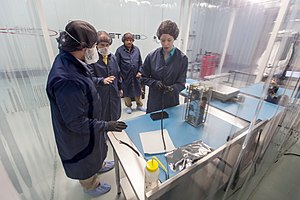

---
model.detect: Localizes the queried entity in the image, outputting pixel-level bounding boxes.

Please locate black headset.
[122,33,135,43]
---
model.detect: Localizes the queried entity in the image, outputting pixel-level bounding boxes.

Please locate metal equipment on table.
[211,83,240,102]
[185,83,212,126]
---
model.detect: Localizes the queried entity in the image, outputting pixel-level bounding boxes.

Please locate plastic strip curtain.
[159,0,300,200]
[187,0,271,80]
[230,0,300,199]
[0,0,57,199]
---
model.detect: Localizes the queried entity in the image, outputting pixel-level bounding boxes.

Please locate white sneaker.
[125,107,132,114]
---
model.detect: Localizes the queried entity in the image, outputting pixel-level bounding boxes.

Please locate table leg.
[113,150,121,195]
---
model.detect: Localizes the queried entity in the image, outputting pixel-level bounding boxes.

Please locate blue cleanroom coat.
[115,44,143,97]
[141,47,188,113]
[89,53,121,121]
[46,51,108,180]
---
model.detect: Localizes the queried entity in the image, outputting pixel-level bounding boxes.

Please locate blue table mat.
[210,95,282,122]
[240,82,293,98]
[124,105,242,182]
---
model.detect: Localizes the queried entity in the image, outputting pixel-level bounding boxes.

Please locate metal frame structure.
[107,108,274,200]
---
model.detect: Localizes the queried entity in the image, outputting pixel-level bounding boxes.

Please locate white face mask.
[98,47,110,56]
[84,46,99,64]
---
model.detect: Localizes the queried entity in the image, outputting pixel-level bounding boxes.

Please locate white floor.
[248,139,300,200]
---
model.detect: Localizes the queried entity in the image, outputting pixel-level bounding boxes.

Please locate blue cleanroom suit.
[141,47,188,113]
[89,53,121,121]
[46,51,108,179]
[115,44,143,97]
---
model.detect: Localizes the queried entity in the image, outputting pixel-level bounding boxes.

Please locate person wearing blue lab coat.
[115,33,146,114]
[89,31,122,121]
[141,20,188,113]
[46,21,127,197]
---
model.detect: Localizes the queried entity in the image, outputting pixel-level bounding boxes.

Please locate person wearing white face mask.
[89,31,122,122]
[46,20,127,197]
[84,45,99,64]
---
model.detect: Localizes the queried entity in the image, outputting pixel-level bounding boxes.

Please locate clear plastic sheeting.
[184,83,212,126]
[165,140,213,172]
[1,0,300,199]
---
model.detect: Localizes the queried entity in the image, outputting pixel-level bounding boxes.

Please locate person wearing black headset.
[46,21,127,197]
[115,32,146,114]
[141,20,188,113]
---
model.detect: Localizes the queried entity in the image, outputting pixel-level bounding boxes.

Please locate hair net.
[156,20,179,40]
[57,20,97,52]
[97,31,112,45]
[122,32,134,42]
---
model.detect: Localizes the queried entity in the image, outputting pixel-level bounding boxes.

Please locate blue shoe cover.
[84,183,111,197]
[98,160,114,173]
[125,107,132,114]
[137,106,146,112]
